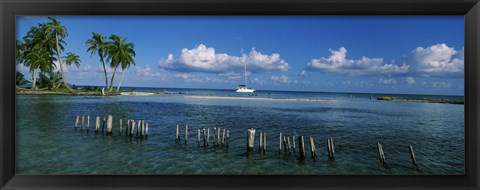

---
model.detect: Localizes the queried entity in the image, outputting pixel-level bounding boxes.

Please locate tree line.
[16,17,136,94]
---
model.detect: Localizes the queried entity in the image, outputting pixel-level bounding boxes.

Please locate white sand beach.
[120,92,155,96]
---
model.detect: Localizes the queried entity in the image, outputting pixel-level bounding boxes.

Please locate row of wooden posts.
[246,128,417,165]
[175,125,230,147]
[75,115,150,138]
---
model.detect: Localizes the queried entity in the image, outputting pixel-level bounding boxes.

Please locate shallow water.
[16,89,464,174]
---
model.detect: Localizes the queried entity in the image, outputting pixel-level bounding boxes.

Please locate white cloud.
[431,81,452,88]
[159,44,289,73]
[271,75,290,84]
[378,78,397,85]
[174,73,193,79]
[307,47,409,76]
[405,77,415,85]
[410,43,463,76]
[218,72,243,80]
[134,65,162,77]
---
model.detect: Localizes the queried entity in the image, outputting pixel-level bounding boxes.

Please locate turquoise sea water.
[15,88,464,174]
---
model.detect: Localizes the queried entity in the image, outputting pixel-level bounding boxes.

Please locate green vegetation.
[16,17,136,96]
[377,96,464,104]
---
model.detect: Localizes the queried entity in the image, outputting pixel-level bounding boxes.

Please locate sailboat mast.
[244,63,247,88]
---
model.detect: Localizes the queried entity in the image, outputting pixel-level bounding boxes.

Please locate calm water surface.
[16,89,464,174]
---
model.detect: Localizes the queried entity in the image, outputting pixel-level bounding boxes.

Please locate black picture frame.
[1,0,479,189]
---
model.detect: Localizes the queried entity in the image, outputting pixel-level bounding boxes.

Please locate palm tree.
[43,17,73,93]
[86,32,109,90]
[24,48,55,90]
[63,52,81,69]
[105,34,136,93]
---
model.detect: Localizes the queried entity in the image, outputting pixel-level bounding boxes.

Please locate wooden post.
[287,136,292,153]
[263,132,266,152]
[130,120,136,137]
[226,129,230,148]
[409,145,417,165]
[119,119,123,136]
[207,128,210,146]
[126,120,130,136]
[292,136,296,152]
[87,115,90,129]
[247,128,255,153]
[309,137,316,158]
[283,136,287,154]
[106,115,113,135]
[259,132,263,151]
[145,123,149,138]
[203,128,206,147]
[327,138,335,159]
[81,115,85,128]
[217,128,221,146]
[137,120,141,137]
[176,124,180,144]
[75,115,79,128]
[95,116,100,133]
[298,136,306,160]
[184,125,188,145]
[213,127,217,146]
[197,128,201,146]
[222,128,226,146]
[377,142,386,164]
[279,133,282,153]
[141,120,145,137]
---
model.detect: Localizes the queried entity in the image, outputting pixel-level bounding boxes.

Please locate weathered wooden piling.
[222,128,226,146]
[327,138,335,159]
[130,120,136,137]
[126,120,130,136]
[377,142,386,164]
[106,115,113,135]
[262,132,266,152]
[247,128,255,153]
[202,128,206,146]
[197,128,201,146]
[145,123,149,138]
[207,128,210,146]
[119,119,123,136]
[309,137,316,158]
[87,115,90,128]
[176,124,180,144]
[287,137,292,153]
[292,136,296,152]
[213,127,217,146]
[279,133,282,153]
[259,132,263,151]
[82,115,85,129]
[137,120,141,137]
[226,129,230,148]
[298,136,306,160]
[184,125,188,145]
[217,128,221,146]
[283,136,287,154]
[409,145,417,165]
[75,115,79,128]
[81,115,85,128]
[95,116,100,133]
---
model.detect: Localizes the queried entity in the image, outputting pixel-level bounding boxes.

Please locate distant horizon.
[16,16,464,96]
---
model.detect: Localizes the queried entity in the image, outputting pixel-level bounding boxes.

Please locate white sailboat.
[236,63,255,93]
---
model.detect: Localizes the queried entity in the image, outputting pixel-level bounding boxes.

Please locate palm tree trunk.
[101,57,109,90]
[55,31,73,93]
[108,65,119,93]
[116,68,126,93]
[31,68,37,90]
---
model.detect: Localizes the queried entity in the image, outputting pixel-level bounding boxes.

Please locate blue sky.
[16,16,464,95]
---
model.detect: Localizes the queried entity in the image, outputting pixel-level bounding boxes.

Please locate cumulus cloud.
[405,77,415,85]
[271,75,290,84]
[378,78,397,85]
[159,44,289,74]
[306,47,409,76]
[135,65,162,77]
[410,44,463,77]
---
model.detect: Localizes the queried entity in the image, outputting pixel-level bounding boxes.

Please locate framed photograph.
[1,0,479,189]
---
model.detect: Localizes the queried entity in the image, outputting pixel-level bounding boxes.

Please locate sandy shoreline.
[120,92,155,96]
[186,95,329,102]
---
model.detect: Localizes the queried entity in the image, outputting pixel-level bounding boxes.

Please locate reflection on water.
[16,91,464,174]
